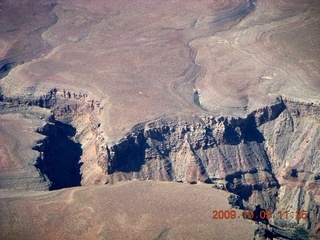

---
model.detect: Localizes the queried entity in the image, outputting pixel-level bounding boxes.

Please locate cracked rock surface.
[0,0,319,239]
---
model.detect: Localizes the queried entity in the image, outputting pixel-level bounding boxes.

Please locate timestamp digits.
[212,210,237,219]
[212,209,308,220]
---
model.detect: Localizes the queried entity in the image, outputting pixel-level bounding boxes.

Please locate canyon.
[0,0,319,239]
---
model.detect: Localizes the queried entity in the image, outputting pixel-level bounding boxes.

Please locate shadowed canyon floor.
[0,0,320,239]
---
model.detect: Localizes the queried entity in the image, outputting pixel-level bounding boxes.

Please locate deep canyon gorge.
[0,0,319,239]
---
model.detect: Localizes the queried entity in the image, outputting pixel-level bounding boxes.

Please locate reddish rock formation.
[0,0,319,239]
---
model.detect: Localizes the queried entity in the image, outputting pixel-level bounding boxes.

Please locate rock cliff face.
[1,0,319,238]
[90,96,319,234]
[0,88,104,190]
[2,88,317,234]
[260,98,320,234]
[103,101,285,188]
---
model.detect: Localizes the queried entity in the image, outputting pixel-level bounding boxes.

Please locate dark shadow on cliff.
[243,121,265,143]
[33,121,83,190]
[0,61,21,79]
[212,0,255,27]
[108,131,147,174]
[223,121,265,145]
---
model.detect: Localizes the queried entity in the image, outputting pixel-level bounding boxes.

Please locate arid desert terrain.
[0,0,319,239]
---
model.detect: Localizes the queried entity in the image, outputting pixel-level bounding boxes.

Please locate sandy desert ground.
[0,181,258,240]
[0,0,319,239]
[1,0,319,141]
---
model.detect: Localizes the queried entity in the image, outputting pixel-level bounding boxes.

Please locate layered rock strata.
[0,0,319,238]
[1,83,319,237]
[9,88,315,235]
[95,96,319,235]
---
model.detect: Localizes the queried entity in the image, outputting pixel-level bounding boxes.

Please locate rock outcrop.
[0,0,319,238]
[2,87,318,235]
[90,96,319,235]
[260,98,320,235]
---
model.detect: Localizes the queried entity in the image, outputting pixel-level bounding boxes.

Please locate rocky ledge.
[0,85,319,238]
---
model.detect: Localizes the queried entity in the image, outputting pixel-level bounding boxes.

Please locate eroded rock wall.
[260,98,320,232]
[0,84,319,236]
[92,97,319,234]
[99,102,285,211]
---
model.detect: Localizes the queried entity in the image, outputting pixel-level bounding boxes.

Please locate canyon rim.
[0,0,320,239]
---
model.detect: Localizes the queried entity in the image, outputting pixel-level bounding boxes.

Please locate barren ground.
[1,0,319,142]
[0,0,319,239]
[0,181,257,240]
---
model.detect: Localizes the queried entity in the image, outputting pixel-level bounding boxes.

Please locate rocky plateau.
[0,0,319,239]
